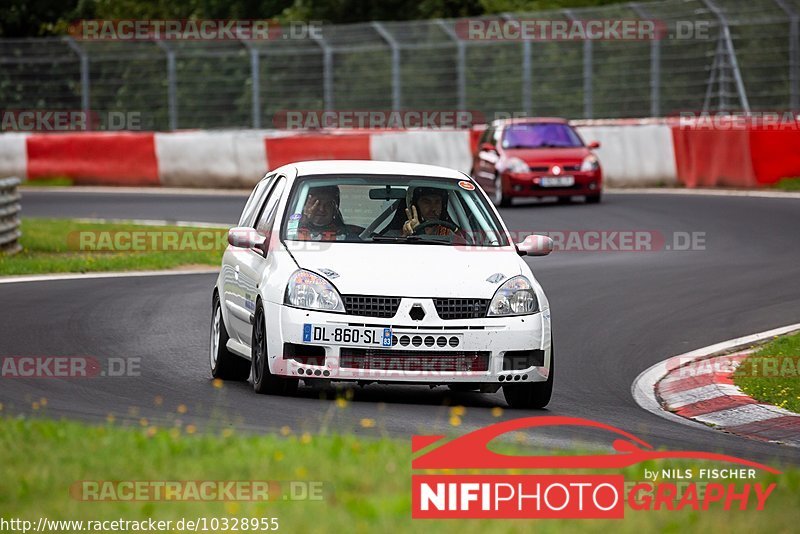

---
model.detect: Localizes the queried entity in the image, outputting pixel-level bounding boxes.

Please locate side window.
[238,174,275,227]
[255,178,287,235]
[492,126,502,144]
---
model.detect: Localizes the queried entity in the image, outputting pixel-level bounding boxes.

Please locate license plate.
[540,175,574,187]
[302,324,392,347]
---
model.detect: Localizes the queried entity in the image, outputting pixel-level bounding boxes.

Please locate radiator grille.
[433,298,490,320]
[342,295,401,318]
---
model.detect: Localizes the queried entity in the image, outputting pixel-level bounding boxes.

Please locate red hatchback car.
[471,118,602,206]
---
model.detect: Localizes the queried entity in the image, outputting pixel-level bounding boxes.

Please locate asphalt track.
[2,190,800,465]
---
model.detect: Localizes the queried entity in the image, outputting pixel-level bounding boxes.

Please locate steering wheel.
[413,219,458,235]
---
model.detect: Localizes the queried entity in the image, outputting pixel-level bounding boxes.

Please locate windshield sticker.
[458,180,475,191]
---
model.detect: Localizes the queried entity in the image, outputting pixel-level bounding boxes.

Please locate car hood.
[504,146,589,165]
[288,242,524,297]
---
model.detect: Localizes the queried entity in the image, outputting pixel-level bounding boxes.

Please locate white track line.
[19,186,250,196]
[0,268,218,285]
[631,322,800,430]
[73,218,229,229]
[608,188,800,199]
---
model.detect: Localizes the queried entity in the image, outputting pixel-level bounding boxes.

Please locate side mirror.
[228,226,267,254]
[517,234,553,257]
[587,140,601,149]
[480,142,497,153]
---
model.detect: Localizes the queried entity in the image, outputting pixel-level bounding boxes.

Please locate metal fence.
[0,177,22,255]
[0,0,798,130]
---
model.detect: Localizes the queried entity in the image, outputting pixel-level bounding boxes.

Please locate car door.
[223,175,276,343]
[233,176,287,348]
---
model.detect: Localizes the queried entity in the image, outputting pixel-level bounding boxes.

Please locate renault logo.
[409,304,426,321]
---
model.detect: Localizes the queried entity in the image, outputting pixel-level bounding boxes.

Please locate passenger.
[296,185,350,241]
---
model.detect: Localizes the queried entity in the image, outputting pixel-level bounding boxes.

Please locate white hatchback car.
[210,160,555,408]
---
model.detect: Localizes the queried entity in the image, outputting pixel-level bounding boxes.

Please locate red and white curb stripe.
[632,323,800,447]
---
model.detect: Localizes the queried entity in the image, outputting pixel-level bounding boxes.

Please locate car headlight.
[581,154,599,172]
[487,276,539,316]
[505,157,530,174]
[285,269,345,313]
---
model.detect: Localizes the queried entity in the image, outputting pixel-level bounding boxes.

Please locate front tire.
[210,294,250,381]
[251,303,298,396]
[493,174,511,207]
[503,338,554,409]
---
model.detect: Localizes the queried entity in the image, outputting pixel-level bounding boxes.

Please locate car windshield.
[282,175,509,247]
[502,123,583,149]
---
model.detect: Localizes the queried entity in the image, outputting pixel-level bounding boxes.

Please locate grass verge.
[0,218,226,276]
[20,177,75,187]
[734,331,800,413]
[772,177,800,191]
[0,416,797,533]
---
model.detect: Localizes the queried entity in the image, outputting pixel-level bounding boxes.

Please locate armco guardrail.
[0,177,22,255]
[0,0,796,128]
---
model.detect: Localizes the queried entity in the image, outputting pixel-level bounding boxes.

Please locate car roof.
[276,160,468,180]
[493,117,569,127]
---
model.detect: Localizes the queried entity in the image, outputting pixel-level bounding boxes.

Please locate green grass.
[0,218,226,276]
[21,176,75,187]
[0,416,797,533]
[734,332,800,413]
[772,177,800,191]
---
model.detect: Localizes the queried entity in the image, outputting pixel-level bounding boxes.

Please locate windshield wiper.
[369,235,450,245]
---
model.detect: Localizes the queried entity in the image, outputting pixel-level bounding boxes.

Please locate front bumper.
[503,170,602,198]
[264,300,551,384]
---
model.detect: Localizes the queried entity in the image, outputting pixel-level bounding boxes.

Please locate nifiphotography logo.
[411,416,779,519]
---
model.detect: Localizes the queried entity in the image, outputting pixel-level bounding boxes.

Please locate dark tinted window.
[502,123,583,149]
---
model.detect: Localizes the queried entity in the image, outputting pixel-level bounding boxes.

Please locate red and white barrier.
[155,131,267,188]
[25,132,160,186]
[575,124,677,186]
[0,121,798,188]
[0,133,29,180]
[370,130,473,174]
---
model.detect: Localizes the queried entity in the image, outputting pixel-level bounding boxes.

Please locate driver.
[296,185,350,241]
[401,186,456,237]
